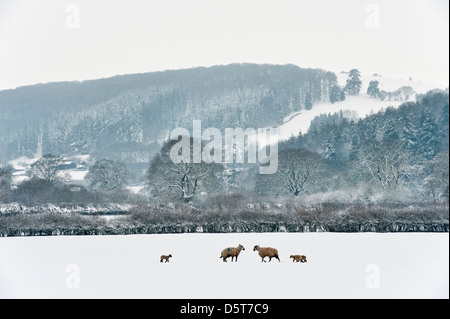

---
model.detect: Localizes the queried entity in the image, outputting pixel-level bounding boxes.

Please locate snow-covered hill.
[276,95,402,140]
[275,73,446,141]
[3,65,447,188]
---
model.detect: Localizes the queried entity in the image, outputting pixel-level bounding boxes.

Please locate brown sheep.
[220,244,245,262]
[160,254,172,263]
[290,255,307,263]
[253,245,280,262]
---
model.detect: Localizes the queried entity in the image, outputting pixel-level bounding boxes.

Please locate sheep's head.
[169,254,172,258]
[253,245,259,251]
[239,244,245,250]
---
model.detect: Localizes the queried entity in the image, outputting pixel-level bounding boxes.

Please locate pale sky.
[0,0,448,90]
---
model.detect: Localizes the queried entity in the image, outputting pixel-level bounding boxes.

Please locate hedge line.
[0,203,448,236]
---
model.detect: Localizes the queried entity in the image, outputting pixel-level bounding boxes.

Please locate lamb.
[220,244,245,262]
[160,254,172,263]
[290,255,307,263]
[253,245,280,262]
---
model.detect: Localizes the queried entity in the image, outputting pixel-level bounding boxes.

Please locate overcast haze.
[0,0,448,91]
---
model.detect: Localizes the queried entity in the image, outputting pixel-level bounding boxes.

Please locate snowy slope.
[0,233,448,299]
[274,74,446,141]
[276,95,403,140]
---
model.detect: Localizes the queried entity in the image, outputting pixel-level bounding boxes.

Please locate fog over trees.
[0,65,448,235]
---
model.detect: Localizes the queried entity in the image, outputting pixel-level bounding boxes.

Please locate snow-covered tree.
[382,117,399,143]
[84,159,131,191]
[400,113,416,152]
[424,150,449,202]
[323,140,337,163]
[146,138,224,202]
[356,140,414,190]
[26,154,70,185]
[256,149,328,196]
[416,111,439,161]
[0,164,13,202]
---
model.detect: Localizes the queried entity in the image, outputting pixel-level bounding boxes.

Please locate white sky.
[0,0,448,90]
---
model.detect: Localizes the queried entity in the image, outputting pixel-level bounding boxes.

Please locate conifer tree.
[367,80,381,98]
[345,69,362,96]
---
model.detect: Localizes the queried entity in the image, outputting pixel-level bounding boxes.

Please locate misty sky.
[0,0,448,90]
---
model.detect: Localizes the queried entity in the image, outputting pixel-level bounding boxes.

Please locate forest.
[0,67,448,236]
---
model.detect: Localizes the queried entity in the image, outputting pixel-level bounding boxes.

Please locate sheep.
[160,254,172,263]
[253,245,280,262]
[290,255,307,263]
[220,244,245,262]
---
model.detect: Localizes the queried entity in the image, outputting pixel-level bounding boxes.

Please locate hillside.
[2,64,443,167]
[1,64,447,190]
[275,73,446,140]
[0,65,448,234]
[0,64,338,169]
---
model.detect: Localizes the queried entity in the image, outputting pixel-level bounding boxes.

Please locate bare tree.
[146,138,224,202]
[424,150,449,202]
[26,154,70,184]
[84,159,131,191]
[257,149,328,197]
[356,140,415,190]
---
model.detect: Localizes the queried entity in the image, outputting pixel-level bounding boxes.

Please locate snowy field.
[0,233,448,299]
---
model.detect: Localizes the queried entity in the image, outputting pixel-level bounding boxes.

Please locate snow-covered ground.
[0,233,447,299]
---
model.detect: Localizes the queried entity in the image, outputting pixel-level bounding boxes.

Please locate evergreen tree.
[304,92,313,110]
[340,88,346,101]
[345,69,362,96]
[367,80,381,98]
[330,85,344,103]
[400,113,416,152]
[382,118,399,143]
[323,139,337,164]
[439,103,449,149]
[416,111,439,160]
[0,165,13,203]
[349,134,359,162]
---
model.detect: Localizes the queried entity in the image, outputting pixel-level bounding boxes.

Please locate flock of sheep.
[160,244,307,263]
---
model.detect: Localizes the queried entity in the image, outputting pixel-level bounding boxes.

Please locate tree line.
[0,91,448,207]
[0,90,448,236]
